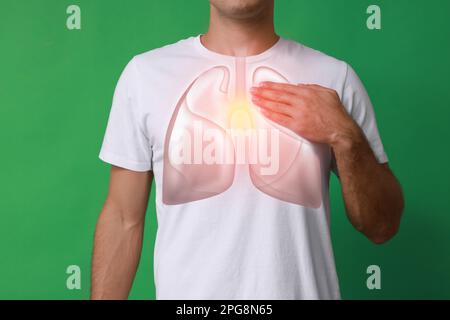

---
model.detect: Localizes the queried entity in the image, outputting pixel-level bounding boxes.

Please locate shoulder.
[132,36,198,67]
[280,38,350,84]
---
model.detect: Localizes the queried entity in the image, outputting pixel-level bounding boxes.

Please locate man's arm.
[91,165,152,299]
[331,126,404,244]
[250,82,404,244]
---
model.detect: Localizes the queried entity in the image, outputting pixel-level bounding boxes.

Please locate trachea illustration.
[163,59,324,208]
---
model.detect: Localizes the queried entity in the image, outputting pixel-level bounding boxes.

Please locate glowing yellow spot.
[227,98,256,130]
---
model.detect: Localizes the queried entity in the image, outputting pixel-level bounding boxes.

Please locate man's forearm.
[91,203,145,299]
[332,124,404,244]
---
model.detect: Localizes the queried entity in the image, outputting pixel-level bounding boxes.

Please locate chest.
[139,59,333,208]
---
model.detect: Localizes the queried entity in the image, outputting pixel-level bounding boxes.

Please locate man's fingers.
[251,96,293,116]
[259,81,331,92]
[256,81,329,98]
[250,87,294,105]
[258,108,292,128]
[299,83,339,97]
[258,81,300,95]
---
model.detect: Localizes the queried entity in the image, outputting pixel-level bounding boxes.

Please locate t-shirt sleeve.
[339,63,388,165]
[99,57,152,172]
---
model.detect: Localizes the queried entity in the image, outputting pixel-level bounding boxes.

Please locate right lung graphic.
[163,62,326,208]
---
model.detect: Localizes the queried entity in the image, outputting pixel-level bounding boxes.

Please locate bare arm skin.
[251,82,404,244]
[331,129,404,244]
[91,166,152,299]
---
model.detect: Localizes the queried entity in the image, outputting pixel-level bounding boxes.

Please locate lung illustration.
[163,63,324,208]
[163,67,235,205]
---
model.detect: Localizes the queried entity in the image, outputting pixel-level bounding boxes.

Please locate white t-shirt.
[99,35,388,300]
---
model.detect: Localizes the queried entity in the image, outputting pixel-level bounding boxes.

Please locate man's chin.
[211,0,271,20]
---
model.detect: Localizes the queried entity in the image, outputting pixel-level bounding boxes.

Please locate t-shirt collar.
[193,34,284,63]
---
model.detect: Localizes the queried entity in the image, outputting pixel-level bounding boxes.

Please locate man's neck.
[201,5,279,57]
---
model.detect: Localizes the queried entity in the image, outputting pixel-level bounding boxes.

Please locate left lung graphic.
[163,65,326,208]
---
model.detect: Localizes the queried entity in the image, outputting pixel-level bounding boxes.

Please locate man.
[91,0,404,300]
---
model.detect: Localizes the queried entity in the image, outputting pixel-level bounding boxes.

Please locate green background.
[1,0,449,299]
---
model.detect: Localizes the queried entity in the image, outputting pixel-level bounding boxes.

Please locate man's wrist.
[330,120,365,153]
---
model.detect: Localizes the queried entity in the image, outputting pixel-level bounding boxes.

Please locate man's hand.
[251,81,404,244]
[250,82,361,148]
